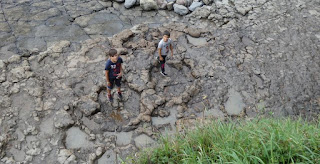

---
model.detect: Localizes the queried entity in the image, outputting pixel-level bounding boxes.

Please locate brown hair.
[163,30,170,37]
[108,49,117,57]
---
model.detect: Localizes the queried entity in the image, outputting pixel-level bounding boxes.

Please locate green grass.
[128,117,320,164]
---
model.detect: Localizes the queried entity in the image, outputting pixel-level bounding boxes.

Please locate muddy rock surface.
[1,0,319,163]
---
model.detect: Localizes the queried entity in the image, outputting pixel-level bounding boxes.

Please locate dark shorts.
[107,77,121,90]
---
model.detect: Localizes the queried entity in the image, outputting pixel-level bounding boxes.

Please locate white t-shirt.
[158,38,172,56]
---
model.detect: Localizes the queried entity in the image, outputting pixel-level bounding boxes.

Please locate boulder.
[111,29,134,47]
[157,0,167,9]
[173,4,189,15]
[188,2,203,11]
[190,6,211,19]
[176,0,186,6]
[124,0,137,8]
[140,0,158,10]
[203,0,213,5]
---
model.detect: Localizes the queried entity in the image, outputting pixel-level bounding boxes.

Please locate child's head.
[108,49,118,62]
[162,30,170,42]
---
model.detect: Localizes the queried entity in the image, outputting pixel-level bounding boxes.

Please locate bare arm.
[105,70,110,84]
[118,64,123,77]
[170,44,173,56]
[158,48,163,60]
[158,48,162,57]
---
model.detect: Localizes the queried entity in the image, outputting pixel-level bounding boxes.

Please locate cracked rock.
[54,110,75,129]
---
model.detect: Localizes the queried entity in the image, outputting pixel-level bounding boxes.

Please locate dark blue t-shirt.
[105,57,123,79]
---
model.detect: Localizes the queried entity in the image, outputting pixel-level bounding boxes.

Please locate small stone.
[159,110,169,117]
[141,115,151,122]
[202,0,213,5]
[44,101,54,111]
[26,148,41,156]
[89,153,96,161]
[96,147,103,156]
[25,155,33,162]
[89,134,96,141]
[63,105,69,111]
[177,113,184,118]
[130,118,141,125]
[34,117,40,121]
[8,55,21,63]
[167,2,174,10]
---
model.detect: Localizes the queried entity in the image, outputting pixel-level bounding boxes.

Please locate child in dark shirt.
[105,49,123,102]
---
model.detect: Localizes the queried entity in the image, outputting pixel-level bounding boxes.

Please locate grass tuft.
[128,117,320,164]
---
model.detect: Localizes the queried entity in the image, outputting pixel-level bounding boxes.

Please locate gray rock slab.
[64,1,104,18]
[65,127,94,149]
[152,107,177,128]
[198,108,225,118]
[75,12,129,36]
[224,88,245,116]
[17,37,47,52]
[40,116,55,135]
[2,6,29,21]
[9,147,25,162]
[186,35,207,46]
[81,117,100,132]
[34,23,87,38]
[98,150,116,164]
[31,8,60,21]
[0,22,11,32]
[84,22,124,36]
[115,132,133,146]
[11,93,35,121]
[134,134,156,149]
[0,44,19,60]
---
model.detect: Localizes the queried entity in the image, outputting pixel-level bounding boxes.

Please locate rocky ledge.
[0,0,319,163]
